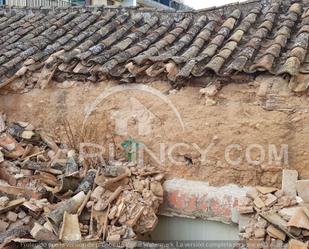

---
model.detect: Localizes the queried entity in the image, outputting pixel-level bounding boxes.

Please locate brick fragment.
[267,225,286,241]
[264,193,278,206]
[254,196,265,209]
[238,206,254,214]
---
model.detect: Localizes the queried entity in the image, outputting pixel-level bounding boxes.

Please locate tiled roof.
[0,1,309,88]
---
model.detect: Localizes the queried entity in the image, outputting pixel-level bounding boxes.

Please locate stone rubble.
[237,169,309,249]
[0,114,165,248]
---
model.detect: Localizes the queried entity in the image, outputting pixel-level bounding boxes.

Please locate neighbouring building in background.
[87,0,192,10]
[1,0,191,10]
[86,0,121,7]
[2,0,72,7]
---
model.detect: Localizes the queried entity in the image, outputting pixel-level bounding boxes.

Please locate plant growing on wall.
[121,137,140,162]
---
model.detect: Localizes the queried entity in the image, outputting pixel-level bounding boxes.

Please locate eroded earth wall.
[1,76,308,187]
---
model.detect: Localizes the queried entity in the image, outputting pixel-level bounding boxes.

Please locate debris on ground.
[237,169,309,248]
[0,114,165,247]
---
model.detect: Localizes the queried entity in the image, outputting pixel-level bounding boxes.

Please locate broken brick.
[267,225,286,241]
[264,194,278,207]
[254,196,265,209]
[256,186,278,194]
[238,206,254,214]
[254,228,265,238]
[288,239,307,249]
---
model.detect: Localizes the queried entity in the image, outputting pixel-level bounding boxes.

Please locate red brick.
[186,195,197,212]
[210,198,222,217]
[197,194,209,211]
[167,190,185,210]
[163,179,249,223]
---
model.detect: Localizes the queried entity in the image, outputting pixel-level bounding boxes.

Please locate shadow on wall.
[141,215,239,241]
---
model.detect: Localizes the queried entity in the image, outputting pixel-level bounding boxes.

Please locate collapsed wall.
[0,1,309,245]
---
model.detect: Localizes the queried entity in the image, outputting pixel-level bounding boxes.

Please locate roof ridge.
[195,0,261,12]
[0,0,263,14]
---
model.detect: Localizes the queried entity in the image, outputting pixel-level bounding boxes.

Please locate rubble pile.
[0,113,165,247]
[237,172,309,249]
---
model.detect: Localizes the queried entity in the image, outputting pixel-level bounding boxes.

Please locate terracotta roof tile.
[0,1,309,88]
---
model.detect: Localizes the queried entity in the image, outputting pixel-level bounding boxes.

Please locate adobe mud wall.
[0,76,308,187]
